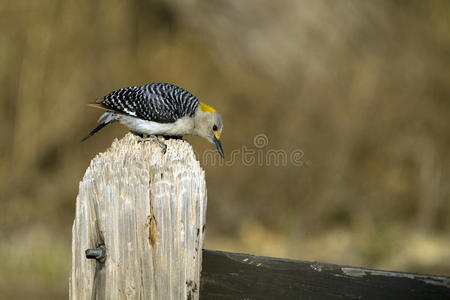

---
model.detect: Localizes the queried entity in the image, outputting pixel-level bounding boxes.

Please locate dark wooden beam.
[200,249,450,300]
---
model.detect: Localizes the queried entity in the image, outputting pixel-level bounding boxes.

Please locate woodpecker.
[82,83,224,158]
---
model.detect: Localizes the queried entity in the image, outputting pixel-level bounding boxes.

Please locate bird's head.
[193,102,224,158]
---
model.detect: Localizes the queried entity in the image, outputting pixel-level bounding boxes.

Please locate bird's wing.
[97,83,199,123]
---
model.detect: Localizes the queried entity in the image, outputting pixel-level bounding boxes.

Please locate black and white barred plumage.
[99,83,200,123]
[82,83,202,142]
[82,82,224,158]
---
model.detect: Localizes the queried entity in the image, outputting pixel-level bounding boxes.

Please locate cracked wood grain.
[70,133,207,300]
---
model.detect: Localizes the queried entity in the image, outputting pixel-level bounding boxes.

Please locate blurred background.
[1,0,449,298]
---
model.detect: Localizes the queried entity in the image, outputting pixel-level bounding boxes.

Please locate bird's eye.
[213,125,218,131]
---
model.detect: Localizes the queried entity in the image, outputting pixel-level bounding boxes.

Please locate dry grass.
[0,0,449,298]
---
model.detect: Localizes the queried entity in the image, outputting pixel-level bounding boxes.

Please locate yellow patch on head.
[215,132,221,140]
[200,102,216,113]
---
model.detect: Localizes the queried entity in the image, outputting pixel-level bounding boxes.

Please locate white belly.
[118,115,194,136]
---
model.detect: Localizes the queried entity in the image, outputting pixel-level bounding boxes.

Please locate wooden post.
[70,133,207,300]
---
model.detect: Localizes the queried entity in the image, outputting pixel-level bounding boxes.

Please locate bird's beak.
[213,134,224,158]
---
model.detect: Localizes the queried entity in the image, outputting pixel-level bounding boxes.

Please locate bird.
[82,82,224,158]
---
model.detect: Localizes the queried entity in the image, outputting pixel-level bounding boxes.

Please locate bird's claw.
[137,135,167,154]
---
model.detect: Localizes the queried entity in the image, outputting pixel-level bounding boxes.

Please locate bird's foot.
[138,135,167,153]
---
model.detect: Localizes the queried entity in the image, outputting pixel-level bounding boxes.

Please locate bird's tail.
[81,111,117,142]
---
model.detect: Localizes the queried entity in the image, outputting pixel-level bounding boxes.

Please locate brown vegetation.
[0,1,449,298]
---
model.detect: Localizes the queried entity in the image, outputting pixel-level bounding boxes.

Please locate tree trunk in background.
[70,133,207,300]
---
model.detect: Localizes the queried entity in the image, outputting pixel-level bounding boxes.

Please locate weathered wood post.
[70,133,207,300]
